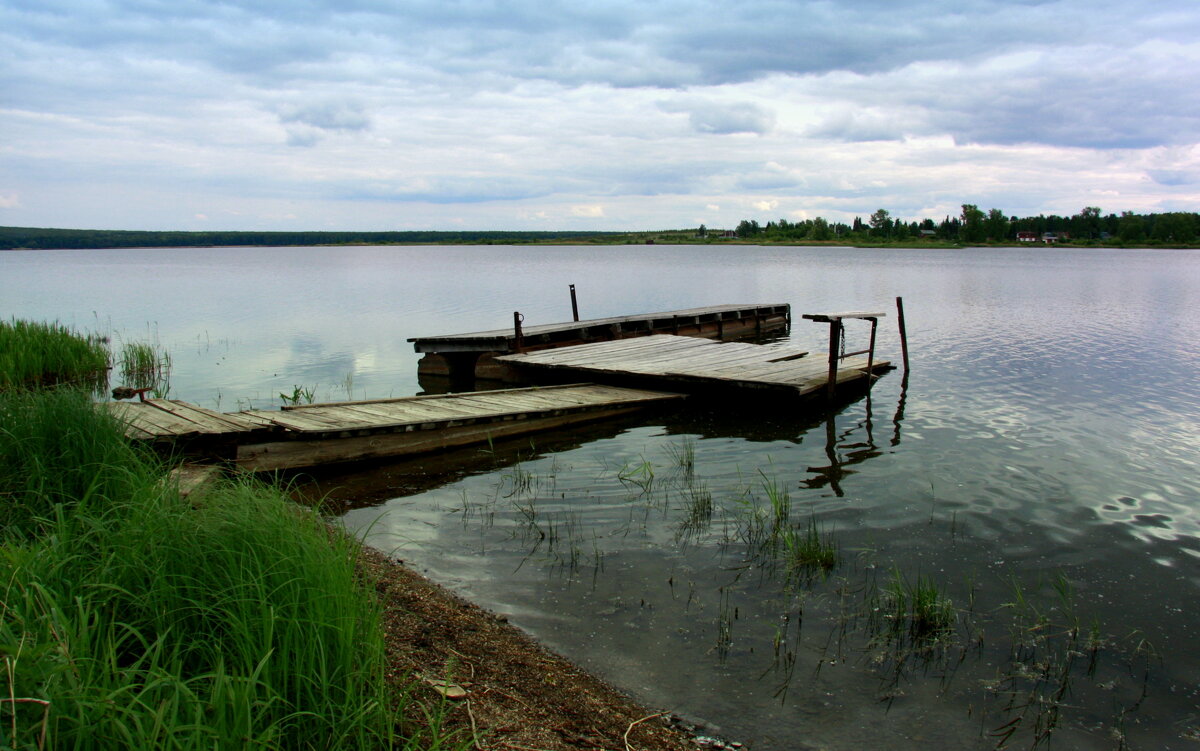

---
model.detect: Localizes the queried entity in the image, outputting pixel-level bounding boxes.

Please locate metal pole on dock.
[513,311,524,353]
[569,284,580,322]
[895,296,910,375]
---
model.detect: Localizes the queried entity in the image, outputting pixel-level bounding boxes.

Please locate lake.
[4,243,1198,748]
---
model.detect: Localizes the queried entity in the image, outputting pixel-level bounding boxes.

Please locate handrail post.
[865,316,878,379]
[895,296,910,375]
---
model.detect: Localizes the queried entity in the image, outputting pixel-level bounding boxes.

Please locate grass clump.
[117,340,172,395]
[780,517,839,577]
[0,319,109,392]
[879,568,956,639]
[0,389,463,750]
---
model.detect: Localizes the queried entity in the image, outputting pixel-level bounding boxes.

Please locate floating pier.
[108,384,684,471]
[410,303,790,382]
[496,331,888,398]
[108,305,900,472]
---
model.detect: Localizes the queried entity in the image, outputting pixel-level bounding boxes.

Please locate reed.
[0,319,109,392]
[118,340,172,394]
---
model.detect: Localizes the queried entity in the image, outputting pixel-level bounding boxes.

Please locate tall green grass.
[117,340,172,395]
[0,389,464,750]
[0,319,110,392]
[0,388,154,538]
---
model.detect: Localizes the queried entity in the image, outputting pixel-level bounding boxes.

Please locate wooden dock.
[107,384,685,471]
[410,303,790,381]
[496,334,890,398]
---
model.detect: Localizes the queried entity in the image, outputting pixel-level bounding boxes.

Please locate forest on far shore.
[2,205,1197,249]
[729,205,1199,245]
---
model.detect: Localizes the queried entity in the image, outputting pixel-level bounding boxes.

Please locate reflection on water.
[5,244,1200,748]
[339,387,1191,749]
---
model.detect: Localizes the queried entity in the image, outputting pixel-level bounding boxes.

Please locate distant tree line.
[733,206,1200,245]
[0,227,624,250]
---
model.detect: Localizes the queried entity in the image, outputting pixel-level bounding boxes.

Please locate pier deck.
[409,303,790,353]
[497,334,889,397]
[108,384,685,471]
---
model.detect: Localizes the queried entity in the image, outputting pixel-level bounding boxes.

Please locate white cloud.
[0,193,22,209]
[0,0,1197,230]
[570,205,605,218]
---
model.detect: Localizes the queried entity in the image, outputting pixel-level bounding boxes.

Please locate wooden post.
[825,319,841,400]
[569,284,580,322]
[513,311,524,353]
[895,296,910,375]
[865,316,878,379]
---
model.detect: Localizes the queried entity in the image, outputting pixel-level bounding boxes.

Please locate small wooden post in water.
[895,296,910,375]
[513,311,524,353]
[569,284,580,322]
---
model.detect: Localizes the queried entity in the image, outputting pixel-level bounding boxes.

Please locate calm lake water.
[4,244,1199,748]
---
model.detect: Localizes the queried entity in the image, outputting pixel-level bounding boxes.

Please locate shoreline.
[358,543,741,750]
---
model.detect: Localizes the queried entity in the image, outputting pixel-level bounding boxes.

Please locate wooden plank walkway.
[410,303,790,353]
[106,399,263,440]
[496,335,889,397]
[107,384,685,471]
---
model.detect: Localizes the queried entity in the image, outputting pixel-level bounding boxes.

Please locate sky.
[2,0,1198,232]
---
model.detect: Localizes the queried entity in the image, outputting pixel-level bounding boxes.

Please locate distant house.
[1016,231,1039,243]
[918,229,937,239]
[1042,231,1071,243]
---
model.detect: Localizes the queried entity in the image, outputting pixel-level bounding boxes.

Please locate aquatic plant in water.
[118,339,172,396]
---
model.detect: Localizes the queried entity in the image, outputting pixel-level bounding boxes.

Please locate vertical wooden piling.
[895,296,910,375]
[513,311,524,353]
[569,284,580,322]
[825,319,841,400]
[865,316,878,379]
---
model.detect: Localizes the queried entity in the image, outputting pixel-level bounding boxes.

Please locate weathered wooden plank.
[106,402,159,440]
[148,400,260,433]
[256,410,367,433]
[499,334,891,397]
[801,311,886,322]
[411,304,790,348]
[236,410,291,428]
[109,402,208,437]
[511,335,705,366]
[167,463,224,499]
[237,385,685,436]
[235,405,655,471]
[282,383,598,411]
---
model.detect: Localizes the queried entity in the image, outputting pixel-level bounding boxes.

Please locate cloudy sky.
[2,0,1198,231]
